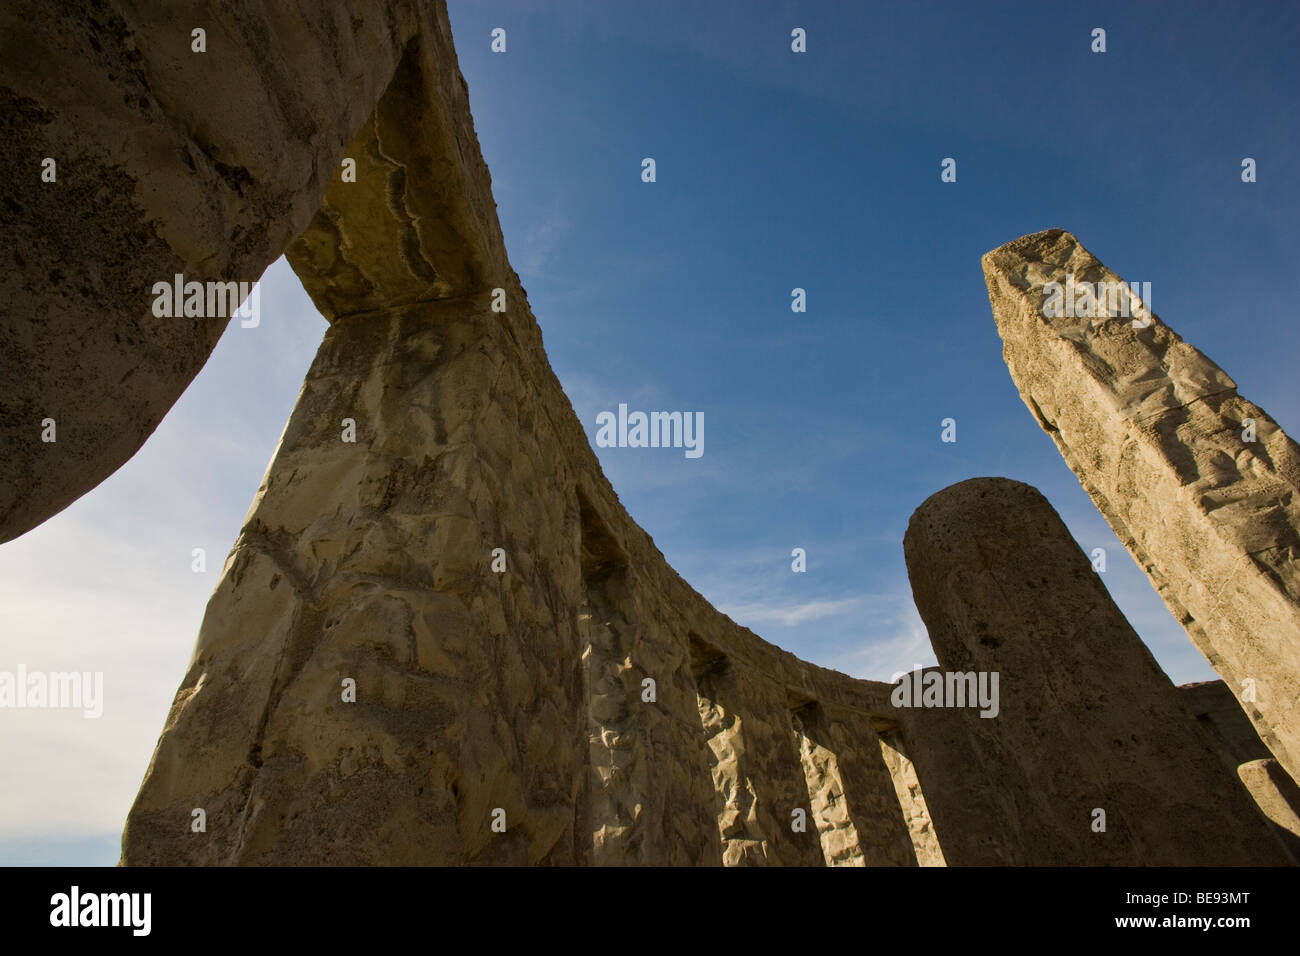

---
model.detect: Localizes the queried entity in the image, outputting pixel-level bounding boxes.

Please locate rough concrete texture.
[121,5,929,863]
[890,689,1020,865]
[876,726,946,866]
[1181,680,1300,861]
[1180,680,1278,766]
[983,229,1300,783]
[0,0,428,542]
[1237,760,1300,863]
[119,290,928,865]
[119,278,928,863]
[902,478,1290,865]
[14,1,1295,866]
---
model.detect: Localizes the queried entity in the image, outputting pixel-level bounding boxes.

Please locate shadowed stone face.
[119,272,918,865]
[0,0,425,543]
[983,229,1300,784]
[901,477,1290,865]
[123,293,593,865]
[119,1,928,868]
[10,1,1297,867]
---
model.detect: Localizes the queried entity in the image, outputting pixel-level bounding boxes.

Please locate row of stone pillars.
[116,285,1293,865]
[4,1,1296,867]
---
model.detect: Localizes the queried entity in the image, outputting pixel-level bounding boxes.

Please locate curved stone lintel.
[0,0,426,542]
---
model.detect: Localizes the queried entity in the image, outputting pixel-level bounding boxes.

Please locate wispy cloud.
[518,208,572,277]
[828,611,938,682]
[0,258,323,845]
[719,596,863,627]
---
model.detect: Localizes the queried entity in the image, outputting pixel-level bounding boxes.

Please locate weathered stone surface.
[793,702,921,867]
[0,0,426,542]
[118,279,928,864]
[983,229,1300,783]
[902,477,1290,864]
[125,293,594,864]
[120,298,928,864]
[891,691,1022,865]
[120,0,949,869]
[285,21,510,317]
[73,6,1295,867]
[1237,760,1300,863]
[1180,680,1300,862]
[1180,679,1278,766]
[876,726,946,866]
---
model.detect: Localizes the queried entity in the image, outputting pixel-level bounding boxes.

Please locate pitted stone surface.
[12,5,1294,867]
[902,477,1290,865]
[0,0,426,542]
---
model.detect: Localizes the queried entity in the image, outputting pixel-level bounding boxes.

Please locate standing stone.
[791,701,920,867]
[902,477,1290,865]
[105,8,1290,867]
[891,691,1023,865]
[983,228,1300,783]
[122,290,592,864]
[689,638,824,866]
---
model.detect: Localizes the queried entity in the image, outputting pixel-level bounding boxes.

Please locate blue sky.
[445,0,1300,677]
[1,1,1296,865]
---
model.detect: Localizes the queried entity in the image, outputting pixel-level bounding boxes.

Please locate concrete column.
[902,477,1290,865]
[984,229,1300,781]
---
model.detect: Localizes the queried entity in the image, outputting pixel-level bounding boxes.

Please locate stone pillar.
[983,228,1300,782]
[689,638,824,866]
[893,699,1028,865]
[122,289,591,864]
[902,477,1290,865]
[799,703,920,866]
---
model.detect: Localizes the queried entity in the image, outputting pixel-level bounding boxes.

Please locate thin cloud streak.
[719,596,863,628]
